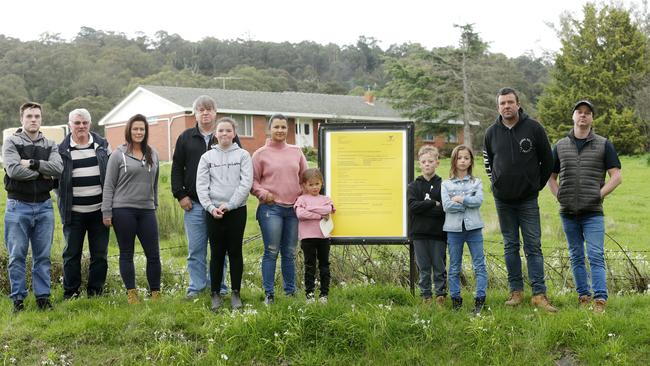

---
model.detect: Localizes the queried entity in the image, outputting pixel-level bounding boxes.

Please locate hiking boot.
[127,289,140,305]
[211,293,223,312]
[264,293,275,306]
[36,298,53,311]
[306,292,316,304]
[231,291,243,310]
[422,296,432,305]
[435,296,446,307]
[452,297,463,311]
[531,294,558,313]
[473,296,486,315]
[593,298,607,314]
[505,291,524,306]
[13,299,24,313]
[151,290,161,301]
[578,295,593,308]
[318,295,328,304]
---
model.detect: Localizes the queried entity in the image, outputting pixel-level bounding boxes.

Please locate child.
[294,168,335,304]
[196,117,253,311]
[407,145,447,306]
[441,145,487,314]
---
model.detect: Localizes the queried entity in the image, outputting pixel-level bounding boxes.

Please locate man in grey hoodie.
[3,102,63,312]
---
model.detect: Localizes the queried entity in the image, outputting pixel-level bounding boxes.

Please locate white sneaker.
[306,293,315,304]
[318,296,328,304]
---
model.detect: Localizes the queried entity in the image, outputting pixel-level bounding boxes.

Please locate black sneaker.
[452,297,463,311]
[63,291,80,300]
[264,293,275,306]
[473,296,486,315]
[211,293,223,312]
[13,299,24,313]
[36,298,53,311]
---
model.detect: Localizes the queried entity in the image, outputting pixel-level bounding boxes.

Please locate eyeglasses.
[72,121,90,126]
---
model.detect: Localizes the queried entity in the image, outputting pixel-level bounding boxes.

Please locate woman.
[196,117,253,311]
[102,114,161,304]
[252,114,308,305]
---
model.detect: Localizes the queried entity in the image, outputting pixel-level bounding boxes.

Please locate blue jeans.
[184,201,228,295]
[257,204,299,295]
[413,239,447,298]
[447,229,487,299]
[494,197,547,295]
[561,214,607,300]
[4,198,55,300]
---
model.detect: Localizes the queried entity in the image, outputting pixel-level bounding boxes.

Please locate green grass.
[0,156,649,364]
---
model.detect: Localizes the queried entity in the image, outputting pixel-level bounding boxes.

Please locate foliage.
[537,3,650,153]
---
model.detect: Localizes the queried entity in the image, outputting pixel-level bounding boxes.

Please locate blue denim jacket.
[441,175,484,232]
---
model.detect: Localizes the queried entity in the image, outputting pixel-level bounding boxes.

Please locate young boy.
[407,145,447,305]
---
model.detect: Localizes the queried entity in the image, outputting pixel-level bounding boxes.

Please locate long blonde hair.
[449,144,474,179]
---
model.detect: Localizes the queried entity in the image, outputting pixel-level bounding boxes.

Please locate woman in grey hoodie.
[196,117,253,311]
[102,114,160,305]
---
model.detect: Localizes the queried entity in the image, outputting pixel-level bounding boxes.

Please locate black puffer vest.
[556,129,607,215]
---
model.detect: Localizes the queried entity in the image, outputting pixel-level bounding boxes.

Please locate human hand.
[264,193,275,204]
[211,208,224,219]
[20,159,30,167]
[322,214,330,220]
[451,195,464,204]
[218,203,229,213]
[179,196,193,211]
[103,218,112,227]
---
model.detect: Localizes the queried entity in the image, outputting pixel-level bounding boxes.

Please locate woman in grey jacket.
[196,117,253,311]
[102,114,160,305]
[441,145,487,315]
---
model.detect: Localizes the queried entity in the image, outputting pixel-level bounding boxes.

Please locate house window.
[229,115,253,137]
[447,132,458,143]
[423,133,435,141]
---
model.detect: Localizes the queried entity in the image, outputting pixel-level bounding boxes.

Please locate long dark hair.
[124,113,153,165]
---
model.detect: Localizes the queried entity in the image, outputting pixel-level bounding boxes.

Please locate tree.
[537,3,649,154]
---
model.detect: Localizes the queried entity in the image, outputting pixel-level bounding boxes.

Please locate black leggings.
[207,206,247,293]
[301,238,331,296]
[112,208,161,291]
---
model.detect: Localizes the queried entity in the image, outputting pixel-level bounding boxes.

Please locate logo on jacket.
[519,138,533,153]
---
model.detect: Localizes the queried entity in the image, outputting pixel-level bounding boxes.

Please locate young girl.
[441,145,487,314]
[196,117,253,311]
[294,168,335,304]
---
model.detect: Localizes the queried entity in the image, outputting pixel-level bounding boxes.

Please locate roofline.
[98,86,185,126]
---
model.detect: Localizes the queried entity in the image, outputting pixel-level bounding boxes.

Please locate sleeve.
[101,151,121,219]
[2,138,39,180]
[153,157,159,209]
[551,145,560,174]
[227,151,254,210]
[537,125,554,189]
[462,178,484,208]
[37,141,63,178]
[604,140,622,170]
[482,131,493,181]
[170,134,189,200]
[294,197,322,220]
[441,181,464,213]
[407,182,435,214]
[196,153,215,213]
[250,150,270,201]
[298,150,308,179]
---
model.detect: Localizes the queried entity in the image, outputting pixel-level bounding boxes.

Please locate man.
[483,87,557,312]
[56,108,111,299]
[547,100,621,314]
[3,102,63,312]
[171,95,240,298]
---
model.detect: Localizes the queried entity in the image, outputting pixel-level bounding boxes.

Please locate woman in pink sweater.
[251,114,308,305]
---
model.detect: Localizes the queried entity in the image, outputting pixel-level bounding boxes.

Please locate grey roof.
[142,85,406,120]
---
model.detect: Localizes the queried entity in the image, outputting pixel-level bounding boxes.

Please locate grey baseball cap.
[573,100,594,114]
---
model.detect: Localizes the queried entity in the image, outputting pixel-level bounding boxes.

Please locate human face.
[455,149,472,176]
[216,121,235,147]
[418,152,439,178]
[572,105,593,130]
[196,105,217,131]
[21,107,42,135]
[497,93,519,121]
[269,118,288,142]
[130,121,146,144]
[69,114,90,143]
[303,178,323,196]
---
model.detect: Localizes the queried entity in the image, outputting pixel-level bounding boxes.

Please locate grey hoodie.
[196,142,253,213]
[101,144,159,219]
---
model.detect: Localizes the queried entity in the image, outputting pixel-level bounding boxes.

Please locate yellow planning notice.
[328,131,405,237]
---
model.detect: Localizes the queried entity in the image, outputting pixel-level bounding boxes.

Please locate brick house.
[98,85,470,161]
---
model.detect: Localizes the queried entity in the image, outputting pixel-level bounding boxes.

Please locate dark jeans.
[112,208,161,291]
[207,206,246,293]
[62,210,109,297]
[494,197,547,295]
[413,238,447,298]
[301,238,330,296]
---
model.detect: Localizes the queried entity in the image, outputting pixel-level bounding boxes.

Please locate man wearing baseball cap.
[547,99,622,313]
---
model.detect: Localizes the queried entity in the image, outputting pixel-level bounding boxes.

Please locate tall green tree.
[537,3,649,154]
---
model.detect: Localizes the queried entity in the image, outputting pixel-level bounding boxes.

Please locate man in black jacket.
[483,87,557,312]
[171,95,241,299]
[57,108,111,299]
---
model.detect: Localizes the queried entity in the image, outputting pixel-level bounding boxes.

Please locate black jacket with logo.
[407,174,446,240]
[483,109,553,203]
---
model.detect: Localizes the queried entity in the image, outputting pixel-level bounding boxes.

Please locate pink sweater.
[294,194,335,239]
[251,139,308,205]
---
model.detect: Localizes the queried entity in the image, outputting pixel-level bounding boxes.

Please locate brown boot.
[531,294,558,313]
[578,295,592,308]
[435,296,446,307]
[504,291,524,306]
[151,290,161,302]
[422,296,433,305]
[593,299,606,314]
[127,289,140,305]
